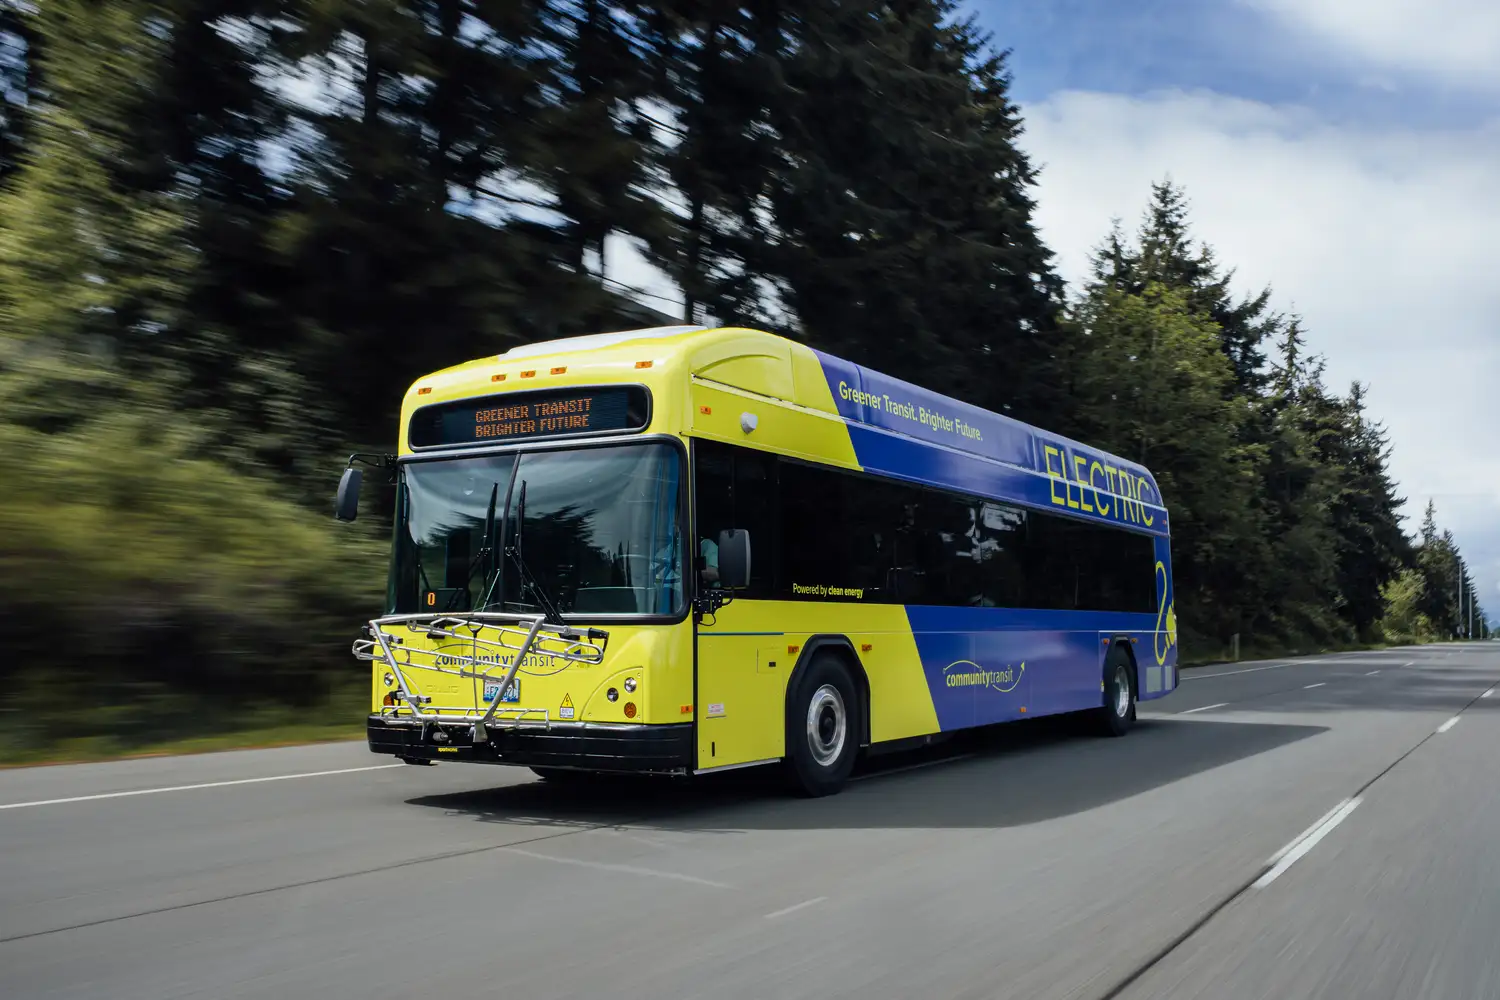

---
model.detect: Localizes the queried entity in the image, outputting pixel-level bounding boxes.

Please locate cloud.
[1019,88,1500,608]
[1242,0,1500,91]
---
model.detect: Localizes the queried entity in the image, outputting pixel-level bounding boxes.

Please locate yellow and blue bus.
[338,324,1178,796]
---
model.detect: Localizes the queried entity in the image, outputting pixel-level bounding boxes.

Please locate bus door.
[691,440,783,770]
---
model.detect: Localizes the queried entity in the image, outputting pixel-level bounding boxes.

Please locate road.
[2,643,1498,1000]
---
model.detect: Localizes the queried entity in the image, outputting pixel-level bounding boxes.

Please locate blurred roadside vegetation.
[0,1,1486,763]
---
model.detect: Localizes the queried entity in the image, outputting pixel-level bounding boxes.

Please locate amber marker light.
[491,373,506,382]
[635,360,653,369]
[416,387,432,395]
[623,702,637,719]
[550,366,566,375]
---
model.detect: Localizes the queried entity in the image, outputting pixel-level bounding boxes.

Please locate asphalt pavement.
[2,642,1498,1000]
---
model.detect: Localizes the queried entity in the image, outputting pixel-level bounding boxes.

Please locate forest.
[0,0,1487,761]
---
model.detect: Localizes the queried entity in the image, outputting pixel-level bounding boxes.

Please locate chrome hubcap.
[1113,668,1131,717]
[806,684,847,767]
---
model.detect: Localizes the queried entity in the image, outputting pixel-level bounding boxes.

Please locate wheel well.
[787,636,871,748]
[1110,637,1139,696]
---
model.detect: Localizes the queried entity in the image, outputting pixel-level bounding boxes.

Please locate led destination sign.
[408,386,650,449]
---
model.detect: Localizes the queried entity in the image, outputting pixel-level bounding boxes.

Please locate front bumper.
[367,715,694,774]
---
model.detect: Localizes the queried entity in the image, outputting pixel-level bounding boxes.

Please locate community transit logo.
[942,659,1025,694]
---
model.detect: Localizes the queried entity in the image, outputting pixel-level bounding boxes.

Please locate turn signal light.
[623,702,637,719]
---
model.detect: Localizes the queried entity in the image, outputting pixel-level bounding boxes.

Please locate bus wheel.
[785,653,861,797]
[1095,648,1135,738]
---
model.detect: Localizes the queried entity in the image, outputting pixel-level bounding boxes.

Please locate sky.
[960,0,1500,626]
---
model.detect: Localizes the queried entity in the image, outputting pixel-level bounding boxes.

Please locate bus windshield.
[390,442,686,617]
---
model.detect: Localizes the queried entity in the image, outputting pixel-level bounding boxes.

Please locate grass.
[0,714,367,768]
[0,686,372,768]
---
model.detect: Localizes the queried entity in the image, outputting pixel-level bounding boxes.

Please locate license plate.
[483,680,519,703]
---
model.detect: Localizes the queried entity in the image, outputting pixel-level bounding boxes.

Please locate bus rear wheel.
[1095,647,1136,738]
[785,652,861,797]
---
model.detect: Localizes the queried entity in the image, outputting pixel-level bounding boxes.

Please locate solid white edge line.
[1437,717,1460,734]
[1255,797,1362,888]
[0,764,405,810]
[1178,702,1229,715]
[764,896,829,919]
[1303,682,1326,689]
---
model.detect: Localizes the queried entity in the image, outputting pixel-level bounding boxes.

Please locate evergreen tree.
[526,1,664,289]
[0,0,37,185]
[635,0,786,326]
[0,0,194,410]
[1122,181,1281,398]
[1328,381,1410,635]
[759,0,1064,422]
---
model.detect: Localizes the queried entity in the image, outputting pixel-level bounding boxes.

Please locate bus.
[337,324,1179,796]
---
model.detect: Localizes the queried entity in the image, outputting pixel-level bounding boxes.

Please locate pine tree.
[0,0,194,415]
[0,0,37,185]
[635,0,785,326]
[1126,180,1281,398]
[760,0,1065,422]
[1328,381,1410,635]
[526,0,664,291]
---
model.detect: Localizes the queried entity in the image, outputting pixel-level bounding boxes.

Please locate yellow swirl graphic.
[1153,561,1177,666]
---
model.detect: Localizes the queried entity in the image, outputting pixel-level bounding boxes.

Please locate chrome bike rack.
[353,613,609,742]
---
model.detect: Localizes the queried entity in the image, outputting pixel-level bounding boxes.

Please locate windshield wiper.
[475,460,519,613]
[506,479,565,625]
[443,481,500,612]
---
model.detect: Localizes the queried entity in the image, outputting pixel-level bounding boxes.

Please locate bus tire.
[785,652,861,797]
[1095,647,1135,738]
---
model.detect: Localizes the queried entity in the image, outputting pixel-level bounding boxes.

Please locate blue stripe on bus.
[813,349,1168,535]
[904,606,1162,730]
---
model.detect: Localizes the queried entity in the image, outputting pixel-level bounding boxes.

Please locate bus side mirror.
[717,529,751,589]
[335,467,363,522]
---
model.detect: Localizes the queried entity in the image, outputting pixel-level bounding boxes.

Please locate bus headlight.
[383,672,395,688]
[623,677,637,693]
